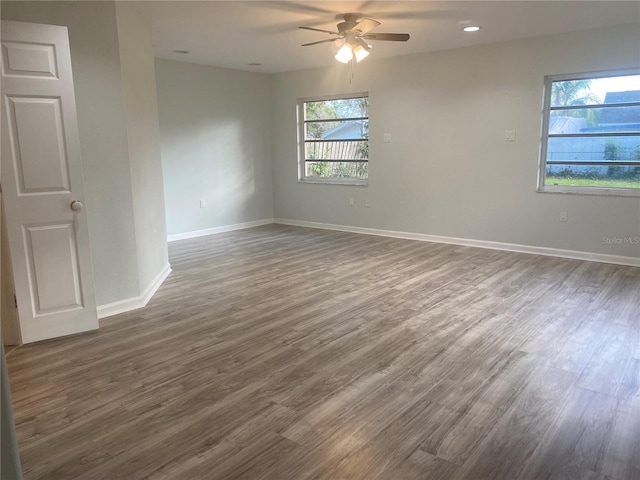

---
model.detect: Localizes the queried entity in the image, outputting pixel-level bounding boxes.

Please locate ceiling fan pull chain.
[350,57,354,84]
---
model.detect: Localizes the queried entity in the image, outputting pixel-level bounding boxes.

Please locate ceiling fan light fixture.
[301,14,409,65]
[335,43,353,63]
[354,37,371,62]
[353,44,370,62]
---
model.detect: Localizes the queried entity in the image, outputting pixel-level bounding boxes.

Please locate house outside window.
[538,69,640,196]
[298,93,369,185]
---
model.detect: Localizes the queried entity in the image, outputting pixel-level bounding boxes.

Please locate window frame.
[297,92,369,186]
[537,68,640,197]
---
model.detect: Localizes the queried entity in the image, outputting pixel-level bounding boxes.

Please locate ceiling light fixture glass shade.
[335,43,353,63]
[354,37,371,62]
[353,44,370,62]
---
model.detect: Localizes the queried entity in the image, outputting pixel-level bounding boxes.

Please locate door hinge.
[13,293,17,309]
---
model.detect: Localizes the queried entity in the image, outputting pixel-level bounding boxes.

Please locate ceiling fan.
[299,13,410,64]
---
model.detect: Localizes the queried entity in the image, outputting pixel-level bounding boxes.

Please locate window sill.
[537,185,640,197]
[299,177,368,186]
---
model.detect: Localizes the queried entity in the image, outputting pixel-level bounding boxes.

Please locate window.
[539,69,640,196]
[298,94,369,185]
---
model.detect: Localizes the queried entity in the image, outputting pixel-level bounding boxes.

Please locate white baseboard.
[97,297,140,320]
[140,262,173,307]
[167,218,274,242]
[97,262,172,319]
[274,218,640,268]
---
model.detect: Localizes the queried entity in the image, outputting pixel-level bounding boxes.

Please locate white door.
[1,20,98,344]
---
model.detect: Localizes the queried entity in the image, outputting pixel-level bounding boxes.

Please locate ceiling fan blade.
[301,38,340,47]
[354,18,380,34]
[299,26,340,35]
[363,33,410,42]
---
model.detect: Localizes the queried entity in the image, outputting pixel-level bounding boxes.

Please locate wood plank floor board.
[296,400,460,480]
[519,386,620,479]
[599,357,640,480]
[378,448,460,480]
[454,365,580,480]
[6,225,640,479]
[577,322,639,397]
[432,351,540,465]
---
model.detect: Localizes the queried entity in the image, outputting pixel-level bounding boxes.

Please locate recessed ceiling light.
[173,49,190,54]
[248,62,262,66]
[462,26,481,32]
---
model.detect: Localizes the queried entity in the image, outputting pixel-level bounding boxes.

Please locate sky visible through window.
[589,74,640,102]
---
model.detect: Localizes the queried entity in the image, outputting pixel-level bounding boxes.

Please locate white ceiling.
[131,1,640,74]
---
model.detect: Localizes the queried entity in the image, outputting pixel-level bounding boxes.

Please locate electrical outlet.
[384,133,392,143]
[200,199,206,208]
[349,197,355,206]
[365,199,371,207]
[505,130,516,142]
[559,211,568,222]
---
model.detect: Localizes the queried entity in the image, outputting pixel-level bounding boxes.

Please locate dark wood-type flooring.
[6,225,640,479]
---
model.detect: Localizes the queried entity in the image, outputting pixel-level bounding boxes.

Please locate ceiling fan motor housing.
[338,14,365,33]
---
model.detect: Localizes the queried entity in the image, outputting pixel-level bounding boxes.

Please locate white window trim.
[537,68,640,197]
[297,92,369,186]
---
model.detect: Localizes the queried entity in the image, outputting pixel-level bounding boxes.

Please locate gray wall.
[115,4,169,291]
[2,1,140,305]
[270,24,640,258]
[155,59,274,236]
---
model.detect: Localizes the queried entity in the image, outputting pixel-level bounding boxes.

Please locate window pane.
[305,140,368,161]
[305,161,368,179]
[304,97,369,121]
[301,95,369,182]
[550,74,640,107]
[547,135,640,162]
[549,106,640,134]
[545,164,640,189]
[305,120,368,140]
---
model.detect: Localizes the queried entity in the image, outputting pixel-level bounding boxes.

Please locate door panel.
[1,20,98,343]
[24,223,82,315]
[2,41,58,78]
[7,96,71,194]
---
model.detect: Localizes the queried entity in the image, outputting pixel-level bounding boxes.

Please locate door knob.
[70,200,83,212]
